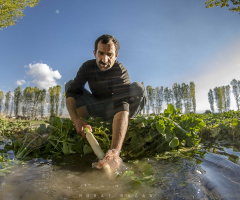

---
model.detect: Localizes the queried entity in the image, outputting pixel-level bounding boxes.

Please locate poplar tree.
[59,91,66,117]
[9,94,14,117]
[32,87,40,118]
[14,86,22,116]
[48,85,61,117]
[155,86,164,114]
[4,91,11,116]
[0,91,4,115]
[146,85,154,115]
[214,87,224,113]
[181,83,192,113]
[208,89,214,113]
[54,85,61,117]
[22,87,34,118]
[172,83,183,112]
[225,85,231,111]
[221,86,227,112]
[190,82,196,113]
[48,87,55,117]
[164,87,173,106]
[230,79,240,110]
[39,89,46,118]
[141,82,146,115]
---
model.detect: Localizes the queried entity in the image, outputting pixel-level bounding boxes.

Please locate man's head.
[93,34,120,71]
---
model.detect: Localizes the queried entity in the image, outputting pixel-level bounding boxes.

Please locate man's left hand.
[93,149,122,170]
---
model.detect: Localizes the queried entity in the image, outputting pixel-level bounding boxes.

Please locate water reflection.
[0,155,157,200]
[0,145,240,199]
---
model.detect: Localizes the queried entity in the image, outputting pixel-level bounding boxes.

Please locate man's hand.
[66,97,91,138]
[93,149,122,170]
[73,118,92,138]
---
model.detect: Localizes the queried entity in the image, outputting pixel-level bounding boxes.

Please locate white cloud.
[55,10,60,14]
[16,80,26,86]
[26,63,61,90]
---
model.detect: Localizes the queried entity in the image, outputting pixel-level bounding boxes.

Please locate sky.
[0,0,240,113]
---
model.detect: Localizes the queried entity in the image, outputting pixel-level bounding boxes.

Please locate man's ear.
[115,52,119,59]
[93,50,96,58]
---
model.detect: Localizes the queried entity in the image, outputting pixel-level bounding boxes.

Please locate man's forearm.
[111,111,129,151]
[66,97,79,122]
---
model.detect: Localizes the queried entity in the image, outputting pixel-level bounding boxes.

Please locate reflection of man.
[66,34,146,169]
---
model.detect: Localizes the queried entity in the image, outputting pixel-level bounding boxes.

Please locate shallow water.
[0,144,240,200]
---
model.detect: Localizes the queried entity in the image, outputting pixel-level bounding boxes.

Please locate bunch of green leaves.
[122,104,205,158]
[10,104,206,159]
[0,0,40,29]
[0,118,31,138]
[40,117,111,156]
[205,0,240,13]
[119,159,155,188]
[0,118,49,159]
[200,110,240,143]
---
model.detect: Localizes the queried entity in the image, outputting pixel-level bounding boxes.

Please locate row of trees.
[0,85,65,119]
[1,78,240,119]
[0,81,196,119]
[142,82,196,115]
[208,79,240,113]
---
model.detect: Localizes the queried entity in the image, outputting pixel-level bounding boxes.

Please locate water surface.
[0,144,240,200]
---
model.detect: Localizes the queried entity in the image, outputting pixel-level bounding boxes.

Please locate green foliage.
[119,160,155,187]
[0,0,40,29]
[0,104,206,159]
[3,105,240,161]
[0,118,31,137]
[123,104,205,158]
[205,0,240,13]
[200,110,240,143]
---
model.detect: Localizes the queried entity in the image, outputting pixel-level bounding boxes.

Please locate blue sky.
[1,0,240,112]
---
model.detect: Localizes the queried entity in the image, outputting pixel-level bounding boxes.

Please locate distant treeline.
[0,78,240,119]
[141,81,196,115]
[208,79,240,113]
[0,85,65,119]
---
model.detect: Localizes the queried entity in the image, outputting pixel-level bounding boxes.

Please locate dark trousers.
[65,81,147,122]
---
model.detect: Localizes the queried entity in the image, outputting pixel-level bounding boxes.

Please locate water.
[0,144,240,200]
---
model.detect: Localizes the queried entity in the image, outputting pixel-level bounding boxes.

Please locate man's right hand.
[73,118,92,138]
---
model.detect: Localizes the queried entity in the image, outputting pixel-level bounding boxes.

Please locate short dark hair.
[94,34,120,54]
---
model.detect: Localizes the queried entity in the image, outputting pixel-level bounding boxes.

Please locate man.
[66,34,146,169]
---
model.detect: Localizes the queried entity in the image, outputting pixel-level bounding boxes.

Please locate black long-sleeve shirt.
[66,59,131,115]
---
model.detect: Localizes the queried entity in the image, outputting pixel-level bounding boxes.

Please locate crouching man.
[66,34,146,169]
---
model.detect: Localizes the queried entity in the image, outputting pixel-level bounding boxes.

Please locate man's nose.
[102,55,108,63]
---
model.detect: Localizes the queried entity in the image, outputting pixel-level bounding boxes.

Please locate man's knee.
[128,82,147,118]
[129,82,146,100]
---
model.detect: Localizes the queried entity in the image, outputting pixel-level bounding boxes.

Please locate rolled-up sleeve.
[66,63,88,99]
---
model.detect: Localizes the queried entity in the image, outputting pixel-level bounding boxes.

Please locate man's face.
[94,40,118,71]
